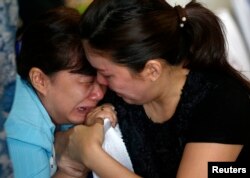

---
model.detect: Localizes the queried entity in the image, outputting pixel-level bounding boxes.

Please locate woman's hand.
[55,130,90,177]
[55,104,118,177]
[85,103,117,127]
[67,121,105,166]
[55,112,141,178]
[67,123,142,178]
[55,120,105,176]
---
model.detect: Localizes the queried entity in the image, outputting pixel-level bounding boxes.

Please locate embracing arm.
[52,170,88,178]
[176,143,243,178]
[54,130,90,178]
[68,123,141,178]
[84,142,141,178]
[55,104,139,178]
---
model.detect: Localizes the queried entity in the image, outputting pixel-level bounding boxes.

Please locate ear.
[29,67,50,95]
[143,60,162,81]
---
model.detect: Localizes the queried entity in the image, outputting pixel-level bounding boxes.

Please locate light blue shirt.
[4,75,56,178]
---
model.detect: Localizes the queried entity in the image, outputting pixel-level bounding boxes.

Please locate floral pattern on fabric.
[0,0,18,177]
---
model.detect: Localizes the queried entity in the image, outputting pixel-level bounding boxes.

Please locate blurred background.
[169,0,250,79]
[202,0,250,79]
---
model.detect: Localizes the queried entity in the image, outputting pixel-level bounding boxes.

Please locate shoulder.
[195,71,250,117]
[188,70,250,112]
[186,70,250,144]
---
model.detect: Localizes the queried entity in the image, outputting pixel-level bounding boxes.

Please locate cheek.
[52,86,85,104]
[70,87,91,100]
[115,75,132,87]
[130,80,149,95]
[109,79,126,90]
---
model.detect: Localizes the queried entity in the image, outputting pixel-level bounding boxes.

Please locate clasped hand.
[55,104,117,177]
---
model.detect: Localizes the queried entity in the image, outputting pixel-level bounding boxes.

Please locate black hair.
[17,0,63,38]
[17,6,96,80]
[80,0,250,89]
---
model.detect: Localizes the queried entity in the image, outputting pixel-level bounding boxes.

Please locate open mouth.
[77,106,94,114]
[77,107,87,112]
[77,107,90,115]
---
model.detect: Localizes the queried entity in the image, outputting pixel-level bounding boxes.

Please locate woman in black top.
[57,0,250,177]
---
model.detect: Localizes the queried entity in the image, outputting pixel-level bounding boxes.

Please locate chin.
[70,115,86,124]
[123,96,146,105]
[122,98,138,104]
[71,119,85,125]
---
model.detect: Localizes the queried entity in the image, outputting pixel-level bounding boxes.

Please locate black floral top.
[102,70,250,178]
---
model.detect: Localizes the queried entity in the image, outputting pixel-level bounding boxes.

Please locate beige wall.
[166,0,232,11]
[198,0,231,11]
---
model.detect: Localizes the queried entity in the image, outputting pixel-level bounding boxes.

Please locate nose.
[97,73,108,86]
[89,80,106,101]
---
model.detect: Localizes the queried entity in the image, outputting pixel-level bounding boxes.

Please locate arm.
[55,104,119,177]
[85,141,140,178]
[68,124,141,178]
[177,82,249,178]
[177,142,243,178]
[55,130,90,178]
[53,169,88,178]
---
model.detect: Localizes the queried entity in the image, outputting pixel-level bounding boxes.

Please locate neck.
[144,68,189,123]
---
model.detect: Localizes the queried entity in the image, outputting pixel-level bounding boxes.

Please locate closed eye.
[78,76,95,84]
[98,72,112,79]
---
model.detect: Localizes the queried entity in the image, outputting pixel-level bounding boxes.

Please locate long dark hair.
[80,0,250,89]
[17,6,96,80]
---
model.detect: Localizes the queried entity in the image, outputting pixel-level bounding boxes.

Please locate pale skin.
[57,43,244,178]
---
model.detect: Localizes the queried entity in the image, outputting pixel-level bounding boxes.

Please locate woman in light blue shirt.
[4,7,116,178]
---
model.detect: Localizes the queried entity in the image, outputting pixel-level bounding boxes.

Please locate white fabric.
[92,119,134,178]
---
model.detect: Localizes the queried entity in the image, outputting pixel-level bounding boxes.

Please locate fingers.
[57,146,89,177]
[86,103,117,127]
[100,104,115,111]
[95,117,104,125]
[98,104,117,127]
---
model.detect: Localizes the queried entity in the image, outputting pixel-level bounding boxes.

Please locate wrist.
[83,143,103,169]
